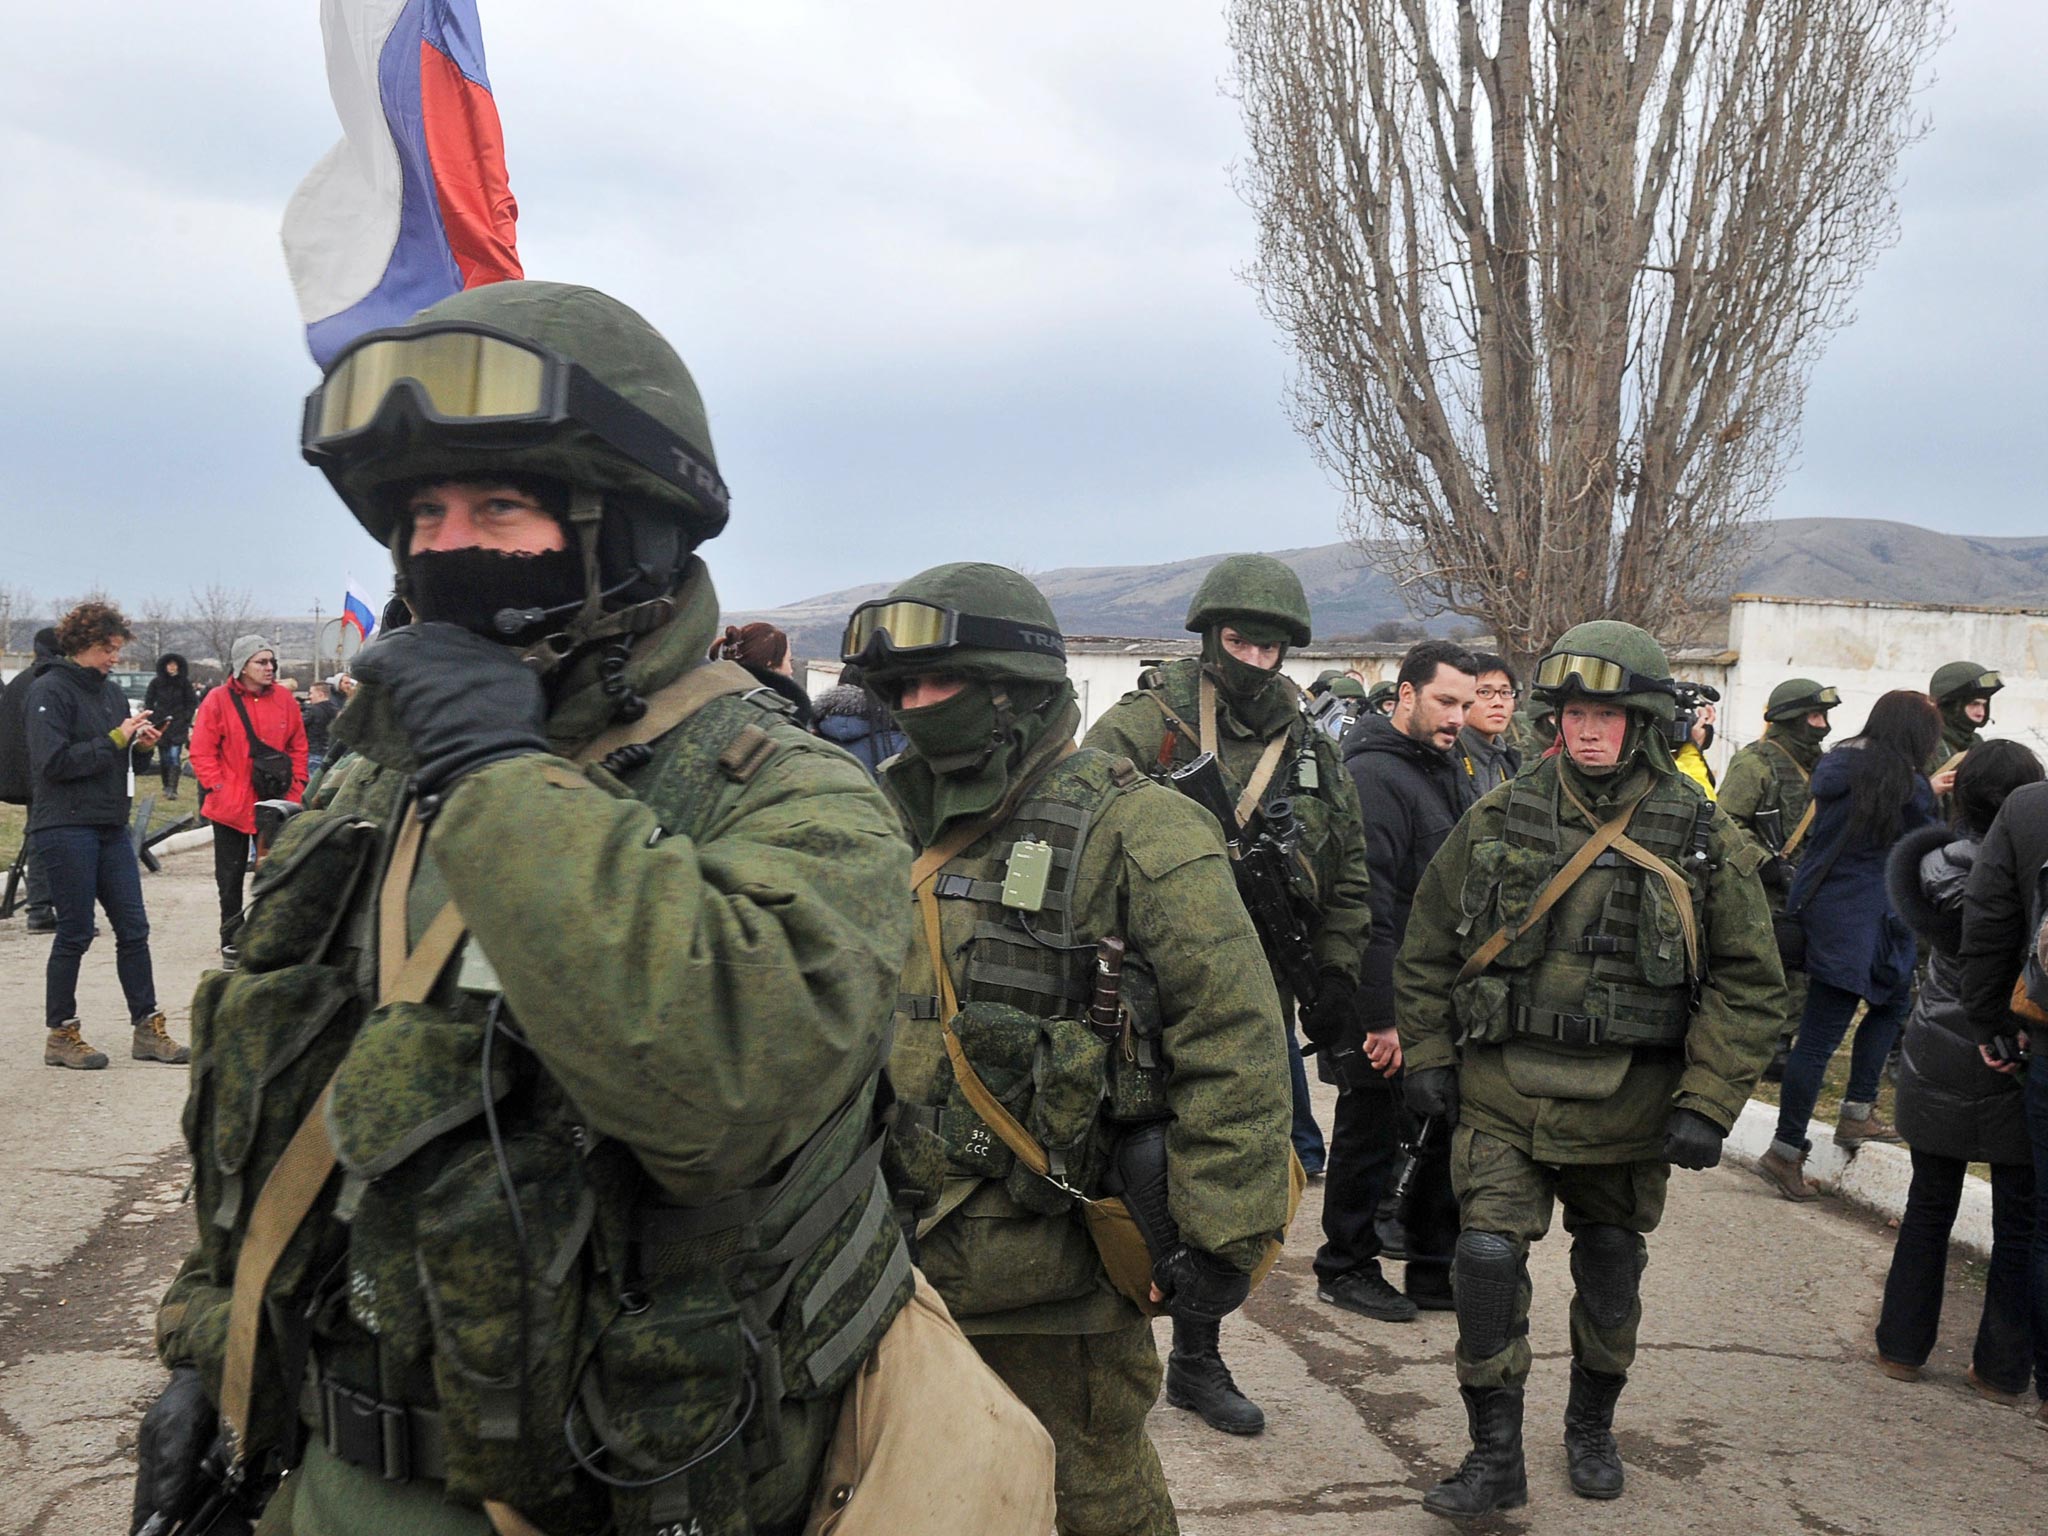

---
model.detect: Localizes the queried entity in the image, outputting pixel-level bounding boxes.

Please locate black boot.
[1422,1385,1527,1519]
[1563,1363,1626,1499]
[1165,1319,1265,1435]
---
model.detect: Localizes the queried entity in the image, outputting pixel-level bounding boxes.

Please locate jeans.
[22,837,52,918]
[212,823,253,943]
[33,824,156,1029]
[1315,1075,1404,1282]
[2026,1061,2048,1396]
[1875,1150,2035,1392]
[1287,1022,1327,1171]
[1774,977,1909,1149]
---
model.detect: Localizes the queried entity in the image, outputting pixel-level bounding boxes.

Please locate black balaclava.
[1200,621,1297,736]
[1765,713,1831,769]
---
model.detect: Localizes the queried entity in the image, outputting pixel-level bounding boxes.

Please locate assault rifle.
[1168,752,1322,1006]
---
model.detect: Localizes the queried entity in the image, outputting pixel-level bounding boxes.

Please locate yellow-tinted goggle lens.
[316,333,548,438]
[1814,687,1842,708]
[1978,671,2002,691]
[842,600,953,660]
[1535,653,1628,693]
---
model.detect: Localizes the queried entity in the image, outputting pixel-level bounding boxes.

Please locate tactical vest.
[181,687,909,1536]
[1755,737,1814,859]
[890,749,1168,1219]
[1453,758,1714,1051]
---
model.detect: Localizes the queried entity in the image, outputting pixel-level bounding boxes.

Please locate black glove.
[349,623,548,801]
[130,1367,215,1535]
[1759,855,1794,891]
[1298,968,1356,1054]
[1151,1243,1253,1324]
[1403,1065,1459,1123]
[1662,1107,1726,1170]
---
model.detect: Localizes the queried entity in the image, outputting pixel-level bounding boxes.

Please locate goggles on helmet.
[1964,670,2003,695]
[841,598,1065,667]
[1533,651,1674,699]
[300,322,730,517]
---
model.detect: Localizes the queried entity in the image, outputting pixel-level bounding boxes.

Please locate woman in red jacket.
[188,634,307,967]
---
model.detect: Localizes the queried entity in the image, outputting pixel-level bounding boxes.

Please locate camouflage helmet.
[1929,660,2003,705]
[1185,555,1312,646]
[843,562,1067,686]
[306,281,728,548]
[1764,678,1841,723]
[1532,620,1676,723]
[1366,680,1399,713]
[1327,675,1367,701]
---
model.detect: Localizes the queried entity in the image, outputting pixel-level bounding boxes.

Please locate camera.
[1665,679,1721,748]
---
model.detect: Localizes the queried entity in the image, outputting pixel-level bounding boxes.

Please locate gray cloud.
[2,2,2040,621]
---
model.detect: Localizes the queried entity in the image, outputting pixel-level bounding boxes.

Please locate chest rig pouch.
[1453,761,1712,1052]
[892,751,1166,1220]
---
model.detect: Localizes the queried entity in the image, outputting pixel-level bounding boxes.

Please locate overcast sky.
[2,3,2042,620]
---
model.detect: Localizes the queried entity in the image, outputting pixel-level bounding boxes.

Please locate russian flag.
[342,578,379,643]
[282,0,522,368]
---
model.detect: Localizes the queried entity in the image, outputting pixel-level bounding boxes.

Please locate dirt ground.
[2,846,2044,1534]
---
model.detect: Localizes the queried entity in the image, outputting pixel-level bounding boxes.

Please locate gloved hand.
[349,623,548,801]
[129,1367,215,1535]
[1151,1243,1253,1324]
[1403,1065,1459,1123]
[1297,968,1356,1054]
[1662,1107,1726,1170]
[1759,855,1794,891]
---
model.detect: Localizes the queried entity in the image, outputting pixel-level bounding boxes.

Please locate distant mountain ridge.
[735,518,2048,661]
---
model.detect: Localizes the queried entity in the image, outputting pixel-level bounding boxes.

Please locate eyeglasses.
[1474,685,1519,702]
[841,597,1065,666]
[249,657,278,668]
[302,322,729,518]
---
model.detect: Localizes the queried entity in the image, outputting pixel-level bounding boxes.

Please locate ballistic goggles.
[1771,685,1842,718]
[841,598,1065,667]
[300,323,729,516]
[1960,670,2003,695]
[1533,651,1675,699]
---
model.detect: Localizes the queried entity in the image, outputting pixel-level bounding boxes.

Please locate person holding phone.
[24,600,186,1068]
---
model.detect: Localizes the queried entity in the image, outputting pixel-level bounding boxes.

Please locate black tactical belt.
[302,1374,447,1483]
[1511,1005,1605,1047]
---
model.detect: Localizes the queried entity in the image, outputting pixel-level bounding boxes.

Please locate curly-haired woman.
[25,600,186,1068]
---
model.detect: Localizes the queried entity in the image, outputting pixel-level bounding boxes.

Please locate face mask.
[405,547,583,641]
[893,684,1003,774]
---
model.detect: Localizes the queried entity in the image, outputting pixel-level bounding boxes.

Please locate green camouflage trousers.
[1450,1126,1670,1390]
[971,1322,1176,1536]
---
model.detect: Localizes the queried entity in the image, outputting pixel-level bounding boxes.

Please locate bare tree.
[0,585,34,657]
[1230,0,1947,662]
[187,582,257,673]
[135,595,180,662]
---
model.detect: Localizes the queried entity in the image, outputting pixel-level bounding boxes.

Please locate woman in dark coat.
[1877,740,2042,1398]
[1756,691,1941,1200]
[708,621,812,728]
[141,652,198,797]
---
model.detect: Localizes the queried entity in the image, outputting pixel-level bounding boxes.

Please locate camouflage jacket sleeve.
[1080,692,1171,769]
[1714,748,1773,855]
[426,721,913,1202]
[1093,786,1293,1275]
[1392,801,1493,1075]
[1308,733,1371,984]
[1672,813,1787,1128]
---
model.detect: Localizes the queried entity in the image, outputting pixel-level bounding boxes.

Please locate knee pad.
[1570,1225,1643,1330]
[1453,1229,1522,1360]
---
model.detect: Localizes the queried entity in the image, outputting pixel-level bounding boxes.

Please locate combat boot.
[1563,1363,1626,1499]
[1836,1102,1902,1148]
[131,1012,190,1065]
[1422,1385,1527,1519]
[1165,1319,1265,1435]
[45,1021,109,1070]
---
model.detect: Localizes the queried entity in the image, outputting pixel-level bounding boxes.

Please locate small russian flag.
[342,578,379,643]
[282,0,522,368]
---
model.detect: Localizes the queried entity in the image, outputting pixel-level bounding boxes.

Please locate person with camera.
[187,634,307,969]
[1878,740,2041,1400]
[1755,691,1941,1200]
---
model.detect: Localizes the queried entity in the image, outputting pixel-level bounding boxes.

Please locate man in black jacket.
[2,627,62,929]
[26,602,186,1069]
[1957,777,2048,1427]
[1314,639,1477,1318]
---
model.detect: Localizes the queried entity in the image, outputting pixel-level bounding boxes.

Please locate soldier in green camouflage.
[1085,554,1369,1435]
[1367,679,1400,717]
[1717,679,1840,1079]
[846,562,1294,1536]
[133,283,945,1536]
[1393,620,1783,1518]
[1928,660,2003,770]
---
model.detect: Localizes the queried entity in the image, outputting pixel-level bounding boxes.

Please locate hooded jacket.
[812,683,905,777]
[143,653,199,748]
[24,655,137,831]
[189,673,309,835]
[0,627,61,805]
[1345,710,1467,1033]
[1886,824,2030,1165]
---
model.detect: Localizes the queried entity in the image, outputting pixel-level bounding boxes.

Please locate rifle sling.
[217,661,758,1471]
[1761,738,1817,856]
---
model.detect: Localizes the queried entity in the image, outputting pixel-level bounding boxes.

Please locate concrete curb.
[1727,1098,1993,1258]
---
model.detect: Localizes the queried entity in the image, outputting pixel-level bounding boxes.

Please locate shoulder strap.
[1782,799,1818,856]
[1454,780,1653,985]
[1938,749,1968,778]
[218,665,749,1471]
[227,687,267,756]
[1761,737,1811,786]
[1194,674,1291,829]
